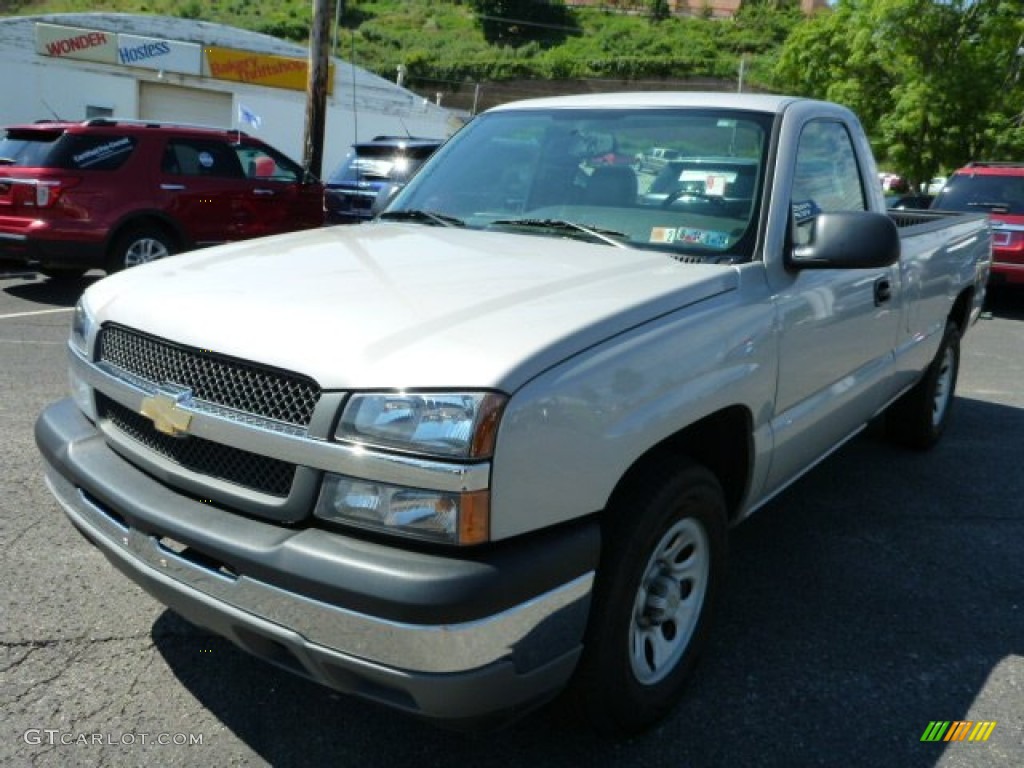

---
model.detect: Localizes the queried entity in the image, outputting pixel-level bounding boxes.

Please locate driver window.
[792,121,866,244]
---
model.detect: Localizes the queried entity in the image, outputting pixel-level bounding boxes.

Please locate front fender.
[489,274,778,540]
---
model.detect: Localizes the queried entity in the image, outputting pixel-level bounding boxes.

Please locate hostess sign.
[35,23,322,89]
[36,24,202,75]
[117,34,202,75]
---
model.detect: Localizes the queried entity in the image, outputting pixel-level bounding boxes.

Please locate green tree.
[469,0,578,47]
[773,0,1024,187]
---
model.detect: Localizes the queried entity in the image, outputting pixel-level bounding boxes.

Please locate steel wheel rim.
[124,238,169,267]
[931,345,955,428]
[629,516,710,685]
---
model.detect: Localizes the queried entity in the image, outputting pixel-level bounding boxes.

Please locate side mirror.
[371,182,403,217]
[788,211,900,269]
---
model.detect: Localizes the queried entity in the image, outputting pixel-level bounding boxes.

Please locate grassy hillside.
[1,0,800,97]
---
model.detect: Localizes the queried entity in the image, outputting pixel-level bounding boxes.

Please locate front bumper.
[36,399,598,722]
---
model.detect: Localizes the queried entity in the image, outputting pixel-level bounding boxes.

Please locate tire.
[107,227,175,273]
[571,458,727,735]
[886,319,960,450]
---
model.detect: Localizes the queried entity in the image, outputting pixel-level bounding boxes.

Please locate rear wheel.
[571,458,727,734]
[107,227,175,273]
[886,320,960,450]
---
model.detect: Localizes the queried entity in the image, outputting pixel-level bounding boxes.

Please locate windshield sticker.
[703,175,728,196]
[72,137,132,168]
[676,170,739,198]
[650,227,730,248]
[198,151,214,168]
[792,199,822,223]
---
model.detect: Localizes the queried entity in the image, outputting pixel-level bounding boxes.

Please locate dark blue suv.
[324,137,442,224]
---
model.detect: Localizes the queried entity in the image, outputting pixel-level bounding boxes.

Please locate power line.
[473,13,579,33]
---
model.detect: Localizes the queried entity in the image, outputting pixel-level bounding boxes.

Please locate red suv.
[0,118,324,277]
[932,161,1024,286]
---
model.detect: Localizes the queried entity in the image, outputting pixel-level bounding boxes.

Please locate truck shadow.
[3,273,101,307]
[983,285,1023,320]
[151,395,1023,768]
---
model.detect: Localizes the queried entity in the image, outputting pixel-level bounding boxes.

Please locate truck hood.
[84,223,738,391]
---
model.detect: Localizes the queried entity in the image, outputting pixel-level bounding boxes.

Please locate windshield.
[0,129,139,171]
[387,108,772,261]
[0,130,62,167]
[933,173,1024,215]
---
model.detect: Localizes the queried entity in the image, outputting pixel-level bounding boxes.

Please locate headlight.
[69,297,97,419]
[70,297,95,357]
[337,391,506,459]
[315,475,489,545]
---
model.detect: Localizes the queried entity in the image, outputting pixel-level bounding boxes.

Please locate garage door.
[139,83,232,129]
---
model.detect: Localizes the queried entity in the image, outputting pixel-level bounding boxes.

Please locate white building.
[0,13,459,176]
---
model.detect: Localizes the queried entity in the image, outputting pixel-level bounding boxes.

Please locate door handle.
[874,277,892,306]
[253,188,275,196]
[160,184,186,191]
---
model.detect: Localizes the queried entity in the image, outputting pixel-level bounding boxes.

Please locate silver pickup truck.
[36,93,991,733]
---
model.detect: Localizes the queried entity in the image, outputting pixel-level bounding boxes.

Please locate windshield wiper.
[489,218,629,248]
[378,209,465,227]
[0,157,16,166]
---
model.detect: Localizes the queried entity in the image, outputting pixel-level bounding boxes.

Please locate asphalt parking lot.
[1,265,1021,768]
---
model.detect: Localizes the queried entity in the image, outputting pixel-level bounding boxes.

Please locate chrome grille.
[99,394,296,497]
[97,324,320,427]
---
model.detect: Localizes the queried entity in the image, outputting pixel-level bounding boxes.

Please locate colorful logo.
[921,721,997,742]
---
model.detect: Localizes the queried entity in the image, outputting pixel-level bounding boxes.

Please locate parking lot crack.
[1,631,156,675]
[3,517,44,550]
[117,652,157,720]
[28,743,60,767]
[2,632,151,650]
[6,645,84,707]
[1,644,40,673]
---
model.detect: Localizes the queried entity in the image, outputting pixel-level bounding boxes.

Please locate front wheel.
[107,227,175,273]
[886,320,960,450]
[570,458,727,734]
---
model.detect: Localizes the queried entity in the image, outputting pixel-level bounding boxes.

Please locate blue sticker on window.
[792,199,822,223]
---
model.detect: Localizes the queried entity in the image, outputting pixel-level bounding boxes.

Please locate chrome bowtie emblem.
[140,385,193,437]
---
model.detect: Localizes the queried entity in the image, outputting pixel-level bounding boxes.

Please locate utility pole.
[303,0,332,179]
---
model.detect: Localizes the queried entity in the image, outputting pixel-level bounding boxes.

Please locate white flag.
[237,104,262,130]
